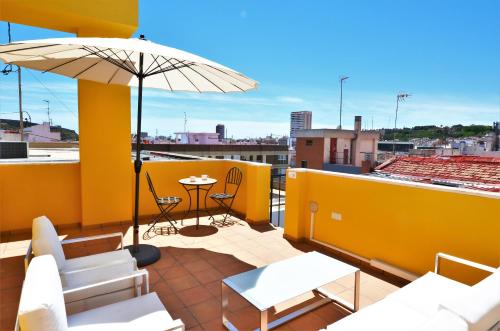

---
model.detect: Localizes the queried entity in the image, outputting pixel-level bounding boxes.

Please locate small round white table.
[178,177,217,229]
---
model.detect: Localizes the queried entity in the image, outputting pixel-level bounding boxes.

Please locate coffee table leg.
[260,309,268,331]
[354,270,360,312]
[222,282,230,328]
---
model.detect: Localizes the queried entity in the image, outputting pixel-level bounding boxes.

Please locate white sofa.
[325,253,499,331]
[27,216,142,314]
[17,255,184,331]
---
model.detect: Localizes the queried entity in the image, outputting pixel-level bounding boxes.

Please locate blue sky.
[1,0,499,138]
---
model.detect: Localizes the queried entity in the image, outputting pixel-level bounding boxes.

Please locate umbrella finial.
[140,34,145,40]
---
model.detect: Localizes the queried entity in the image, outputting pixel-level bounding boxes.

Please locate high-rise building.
[216,124,225,142]
[290,111,312,138]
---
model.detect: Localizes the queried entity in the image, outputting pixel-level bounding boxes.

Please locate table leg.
[196,186,200,229]
[222,282,230,329]
[354,270,360,311]
[260,309,268,331]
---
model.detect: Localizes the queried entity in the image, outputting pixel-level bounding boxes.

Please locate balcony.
[1,158,498,330]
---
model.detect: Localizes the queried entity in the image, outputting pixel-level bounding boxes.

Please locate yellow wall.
[0,160,270,232]
[0,163,82,232]
[285,168,500,284]
[1,0,138,227]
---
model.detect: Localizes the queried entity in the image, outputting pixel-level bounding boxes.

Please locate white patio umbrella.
[0,35,257,266]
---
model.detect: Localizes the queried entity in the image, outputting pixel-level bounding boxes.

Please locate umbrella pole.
[126,47,161,267]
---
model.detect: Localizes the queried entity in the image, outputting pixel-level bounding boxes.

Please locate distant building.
[278,136,289,146]
[378,141,414,153]
[140,132,148,138]
[373,155,500,192]
[216,124,225,142]
[141,143,289,175]
[290,111,312,146]
[295,116,379,173]
[23,122,61,142]
[174,132,220,144]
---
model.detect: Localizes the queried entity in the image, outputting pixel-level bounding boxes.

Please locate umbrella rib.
[201,64,248,91]
[143,54,161,76]
[107,65,122,84]
[164,57,201,92]
[3,47,79,62]
[180,61,226,93]
[0,44,60,54]
[120,49,140,75]
[86,46,137,76]
[41,47,101,73]
[108,48,138,75]
[146,55,177,77]
[72,58,104,79]
[148,54,173,91]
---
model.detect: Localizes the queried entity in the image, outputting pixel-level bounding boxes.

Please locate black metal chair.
[145,172,182,236]
[209,167,243,226]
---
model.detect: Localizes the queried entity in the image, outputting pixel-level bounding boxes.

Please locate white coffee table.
[222,251,360,331]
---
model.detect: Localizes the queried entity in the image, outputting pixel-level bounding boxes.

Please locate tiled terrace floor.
[0,216,406,331]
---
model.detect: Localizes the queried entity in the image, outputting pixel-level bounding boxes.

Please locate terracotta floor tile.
[189,297,222,324]
[204,280,222,298]
[167,274,201,292]
[183,259,213,273]
[170,306,199,329]
[177,285,213,306]
[201,317,226,331]
[192,267,224,285]
[287,309,329,331]
[157,291,185,311]
[160,265,191,281]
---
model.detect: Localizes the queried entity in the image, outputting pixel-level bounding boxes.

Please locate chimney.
[354,116,362,131]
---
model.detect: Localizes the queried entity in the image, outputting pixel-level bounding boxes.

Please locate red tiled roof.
[375,156,500,192]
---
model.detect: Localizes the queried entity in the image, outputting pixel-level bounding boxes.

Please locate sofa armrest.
[63,269,149,297]
[435,252,496,275]
[61,232,123,250]
[24,241,33,274]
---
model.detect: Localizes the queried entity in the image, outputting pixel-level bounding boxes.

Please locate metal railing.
[269,173,286,227]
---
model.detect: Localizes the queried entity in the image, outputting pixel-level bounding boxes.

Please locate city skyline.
[1,0,499,138]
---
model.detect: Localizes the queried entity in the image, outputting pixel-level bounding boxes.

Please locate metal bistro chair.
[145,172,182,236]
[209,167,243,226]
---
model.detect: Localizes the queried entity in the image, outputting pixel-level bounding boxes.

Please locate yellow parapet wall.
[0,159,271,232]
[0,162,82,231]
[285,168,500,284]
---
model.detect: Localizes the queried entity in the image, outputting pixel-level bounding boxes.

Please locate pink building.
[174,132,220,144]
[24,122,61,142]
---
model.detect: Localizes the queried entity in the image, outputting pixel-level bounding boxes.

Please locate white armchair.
[26,216,142,314]
[325,253,499,331]
[17,255,184,331]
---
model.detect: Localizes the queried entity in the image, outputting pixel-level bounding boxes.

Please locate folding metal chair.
[145,172,182,236]
[209,167,243,226]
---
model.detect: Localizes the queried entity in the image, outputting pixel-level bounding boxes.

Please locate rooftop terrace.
[0,215,405,331]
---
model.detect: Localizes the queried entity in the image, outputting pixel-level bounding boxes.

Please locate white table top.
[179,177,217,186]
[223,251,359,311]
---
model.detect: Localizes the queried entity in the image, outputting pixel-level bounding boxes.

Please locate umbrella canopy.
[0,36,258,266]
[0,37,257,92]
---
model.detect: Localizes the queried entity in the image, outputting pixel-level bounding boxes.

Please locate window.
[249,155,254,161]
[256,155,263,162]
[306,139,313,146]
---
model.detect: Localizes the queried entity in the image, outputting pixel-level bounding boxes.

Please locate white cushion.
[32,216,66,270]
[440,270,500,331]
[387,272,470,317]
[62,249,133,274]
[326,298,428,331]
[417,309,468,331]
[63,259,141,312]
[67,293,178,331]
[18,255,68,331]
